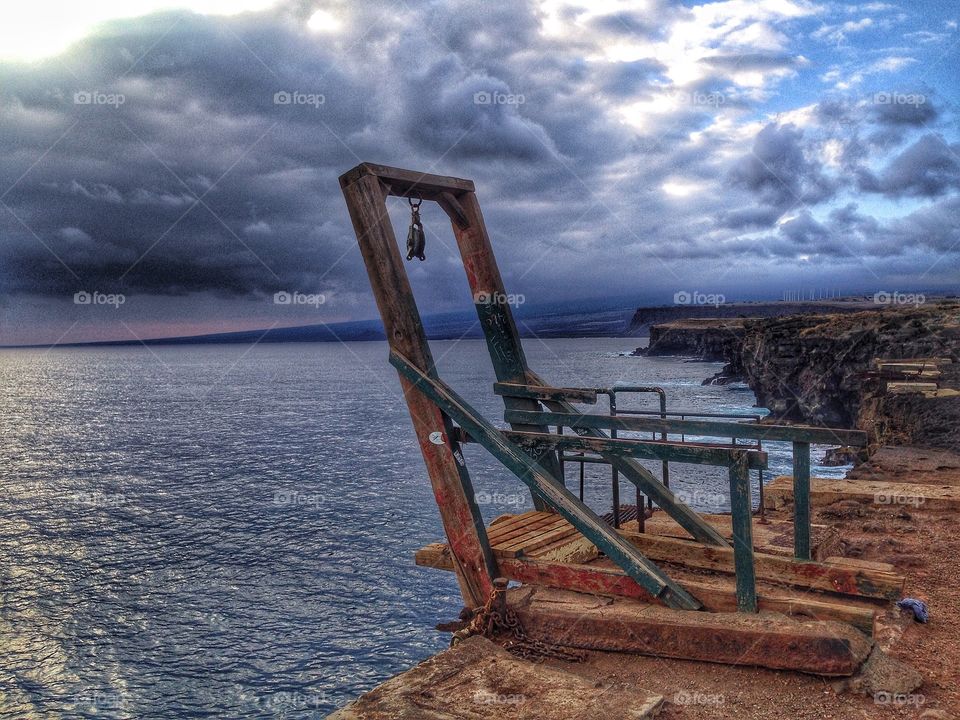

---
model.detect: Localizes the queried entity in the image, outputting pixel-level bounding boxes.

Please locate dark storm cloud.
[728,123,837,208]
[857,133,960,197]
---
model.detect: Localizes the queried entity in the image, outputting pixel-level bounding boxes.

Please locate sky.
[0,0,957,345]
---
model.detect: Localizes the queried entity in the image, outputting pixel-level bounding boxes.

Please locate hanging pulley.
[406,197,426,261]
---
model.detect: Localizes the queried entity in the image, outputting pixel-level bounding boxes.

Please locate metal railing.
[556,385,766,529]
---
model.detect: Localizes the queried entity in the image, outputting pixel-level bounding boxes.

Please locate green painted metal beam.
[729,452,758,612]
[493,382,599,405]
[792,441,812,561]
[504,410,868,446]
[390,349,704,611]
[498,430,768,469]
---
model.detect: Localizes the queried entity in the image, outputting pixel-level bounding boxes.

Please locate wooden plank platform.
[416,509,884,635]
[450,511,900,600]
[764,475,960,511]
[329,635,664,719]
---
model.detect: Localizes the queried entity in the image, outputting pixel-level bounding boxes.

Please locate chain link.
[451,580,586,663]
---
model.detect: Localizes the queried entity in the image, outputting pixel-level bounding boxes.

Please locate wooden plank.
[391,349,703,611]
[511,587,873,676]
[414,545,877,635]
[493,382,599,405]
[329,635,665,720]
[765,475,960,511]
[616,533,903,600]
[504,409,869,446]
[500,429,768,469]
[493,518,571,553]
[341,170,496,607]
[484,510,541,538]
[503,526,581,558]
[633,512,842,561]
[487,513,561,544]
[339,162,475,200]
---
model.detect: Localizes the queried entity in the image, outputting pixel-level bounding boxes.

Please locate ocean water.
[0,338,850,717]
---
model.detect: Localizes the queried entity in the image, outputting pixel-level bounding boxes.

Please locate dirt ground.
[339,445,960,719]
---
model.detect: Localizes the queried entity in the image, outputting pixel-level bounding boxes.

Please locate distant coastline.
[4,295,952,349]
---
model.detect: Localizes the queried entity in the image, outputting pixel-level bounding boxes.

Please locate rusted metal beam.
[499,430,768,469]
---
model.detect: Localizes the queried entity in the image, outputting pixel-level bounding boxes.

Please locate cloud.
[858,133,960,197]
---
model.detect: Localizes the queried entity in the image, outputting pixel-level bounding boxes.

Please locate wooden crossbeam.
[504,409,869,446]
[618,532,903,600]
[339,162,475,200]
[390,349,704,611]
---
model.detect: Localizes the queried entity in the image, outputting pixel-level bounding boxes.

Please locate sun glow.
[0,1,280,62]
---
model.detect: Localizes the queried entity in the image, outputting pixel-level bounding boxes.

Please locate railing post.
[793,441,812,560]
[729,452,757,612]
[610,392,620,528]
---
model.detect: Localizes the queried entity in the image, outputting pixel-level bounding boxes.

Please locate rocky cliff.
[639,302,960,450]
[637,318,746,361]
[738,304,960,428]
[628,299,873,335]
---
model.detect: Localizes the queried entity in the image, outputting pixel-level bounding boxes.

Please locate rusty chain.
[451,578,586,663]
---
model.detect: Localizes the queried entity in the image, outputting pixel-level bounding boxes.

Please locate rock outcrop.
[635,318,746,361]
[637,302,960,451]
[738,304,960,428]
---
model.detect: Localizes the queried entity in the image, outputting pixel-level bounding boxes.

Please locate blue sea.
[0,338,850,717]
